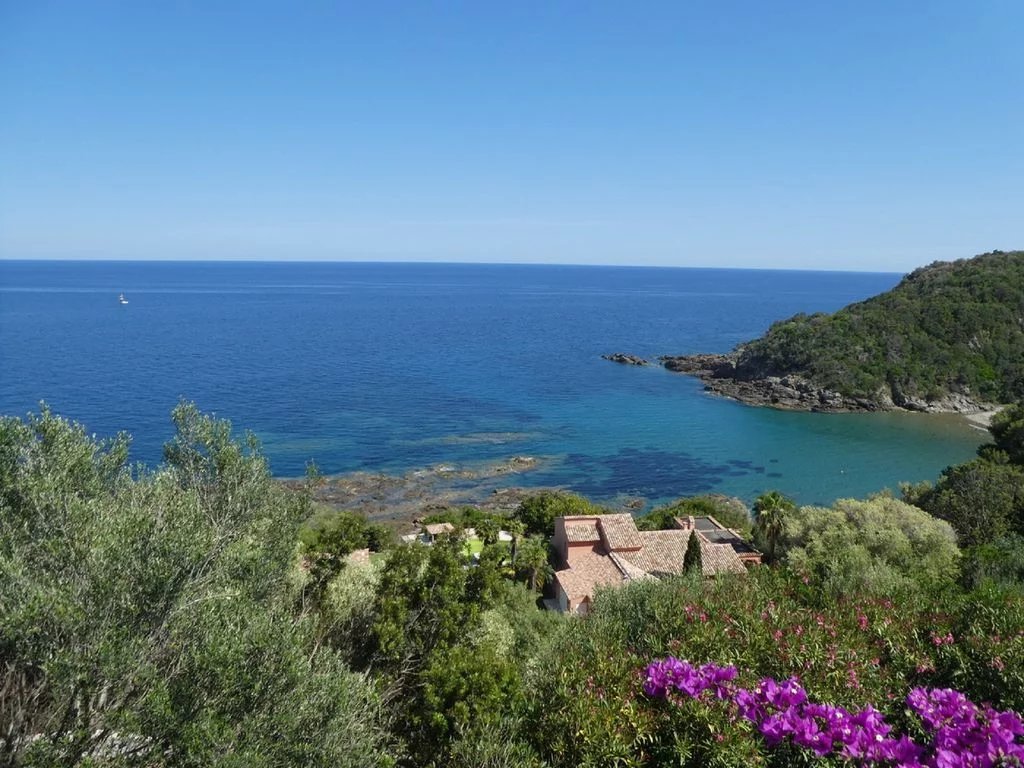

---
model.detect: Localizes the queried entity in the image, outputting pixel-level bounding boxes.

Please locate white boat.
[118,293,129,305]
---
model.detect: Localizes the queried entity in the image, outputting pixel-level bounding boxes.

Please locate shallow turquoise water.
[0,261,983,506]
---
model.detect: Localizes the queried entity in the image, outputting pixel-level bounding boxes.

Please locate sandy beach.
[964,409,1003,430]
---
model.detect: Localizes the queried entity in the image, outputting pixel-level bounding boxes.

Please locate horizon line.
[0,256,907,276]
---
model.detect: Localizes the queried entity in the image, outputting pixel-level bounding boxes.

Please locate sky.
[1,1,1022,271]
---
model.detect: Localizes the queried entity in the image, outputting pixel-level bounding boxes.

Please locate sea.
[0,260,985,507]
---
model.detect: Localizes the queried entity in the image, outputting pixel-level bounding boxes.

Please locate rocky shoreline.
[659,353,879,412]
[604,352,997,415]
[281,456,551,527]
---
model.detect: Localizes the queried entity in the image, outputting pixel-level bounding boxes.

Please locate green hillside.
[734,251,1024,405]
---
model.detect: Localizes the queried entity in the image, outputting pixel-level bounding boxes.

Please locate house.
[551,513,760,614]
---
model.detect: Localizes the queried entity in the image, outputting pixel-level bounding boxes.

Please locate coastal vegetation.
[662,251,1024,412]
[0,404,392,767]
[2,404,1023,766]
[775,496,960,596]
[752,490,796,563]
[636,494,753,535]
[903,401,1024,590]
[743,251,1024,403]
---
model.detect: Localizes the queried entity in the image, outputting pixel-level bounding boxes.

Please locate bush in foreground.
[525,571,1024,767]
[642,657,1024,766]
[0,404,393,767]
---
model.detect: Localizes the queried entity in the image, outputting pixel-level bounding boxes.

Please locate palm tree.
[476,517,501,546]
[506,518,525,566]
[515,535,553,592]
[753,490,795,564]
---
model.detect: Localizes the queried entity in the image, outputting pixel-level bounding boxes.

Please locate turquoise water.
[0,261,983,506]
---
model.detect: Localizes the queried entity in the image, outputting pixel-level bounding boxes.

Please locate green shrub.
[524,569,1024,767]
[0,405,393,767]
[639,494,752,536]
[778,496,960,595]
[514,491,599,536]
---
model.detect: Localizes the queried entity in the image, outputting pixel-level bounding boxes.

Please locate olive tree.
[0,404,391,767]
[777,496,960,595]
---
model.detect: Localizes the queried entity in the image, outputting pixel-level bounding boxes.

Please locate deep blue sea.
[0,261,984,506]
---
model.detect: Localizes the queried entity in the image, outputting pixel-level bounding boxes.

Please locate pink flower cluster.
[643,657,1024,767]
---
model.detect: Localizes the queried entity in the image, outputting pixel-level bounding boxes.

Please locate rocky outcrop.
[887,388,992,414]
[602,353,649,366]
[658,354,994,414]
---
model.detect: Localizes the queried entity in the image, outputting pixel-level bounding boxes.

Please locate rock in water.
[602,353,649,366]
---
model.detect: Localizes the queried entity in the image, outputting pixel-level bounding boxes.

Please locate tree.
[515,536,553,592]
[636,504,682,531]
[476,516,502,545]
[515,491,595,537]
[505,517,526,566]
[370,536,477,669]
[0,405,392,766]
[683,530,702,574]
[753,490,796,563]
[990,402,1024,464]
[777,497,960,595]
[911,458,1024,548]
[904,400,1024,554]
[300,508,373,600]
[640,494,753,535]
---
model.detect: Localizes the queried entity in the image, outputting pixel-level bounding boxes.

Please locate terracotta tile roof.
[564,519,602,543]
[623,530,691,575]
[552,513,754,611]
[554,551,627,600]
[700,543,747,576]
[598,513,644,551]
[608,552,656,582]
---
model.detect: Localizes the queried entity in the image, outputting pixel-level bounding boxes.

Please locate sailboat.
[118,293,129,305]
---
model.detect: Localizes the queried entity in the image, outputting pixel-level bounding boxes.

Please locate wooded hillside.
[734,251,1024,406]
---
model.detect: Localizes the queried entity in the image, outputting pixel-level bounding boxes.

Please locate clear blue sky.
[1,1,1021,270]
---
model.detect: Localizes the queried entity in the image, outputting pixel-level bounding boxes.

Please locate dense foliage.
[3,405,1022,767]
[990,402,1024,464]
[907,401,1024,560]
[527,572,1024,767]
[0,404,392,767]
[778,496,960,595]
[733,251,1024,404]
[513,490,601,536]
[638,494,753,535]
[643,658,1024,765]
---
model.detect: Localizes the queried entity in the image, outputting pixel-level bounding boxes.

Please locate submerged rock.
[602,353,649,366]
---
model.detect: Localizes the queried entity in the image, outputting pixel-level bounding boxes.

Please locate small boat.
[118,293,129,305]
